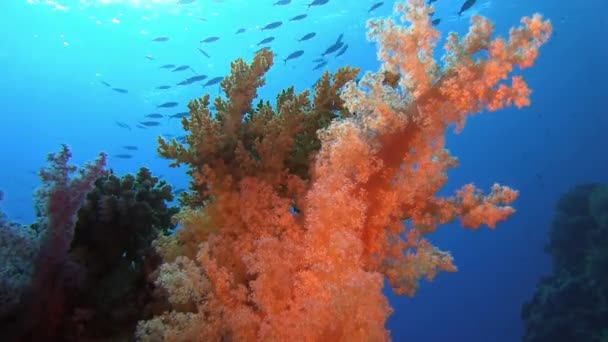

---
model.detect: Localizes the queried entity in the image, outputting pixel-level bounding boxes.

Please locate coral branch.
[14,145,107,341]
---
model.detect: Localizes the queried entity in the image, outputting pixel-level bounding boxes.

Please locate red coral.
[12,144,107,341]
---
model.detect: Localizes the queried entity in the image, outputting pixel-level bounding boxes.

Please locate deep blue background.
[0,0,606,340]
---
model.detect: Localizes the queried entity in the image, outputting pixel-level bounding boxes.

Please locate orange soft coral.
[139,0,551,340]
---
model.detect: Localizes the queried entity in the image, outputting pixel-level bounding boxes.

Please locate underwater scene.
[0,0,606,340]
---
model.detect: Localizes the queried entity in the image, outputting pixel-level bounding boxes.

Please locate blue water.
[1,0,606,340]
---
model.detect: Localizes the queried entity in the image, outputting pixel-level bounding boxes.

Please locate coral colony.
[0,0,551,340]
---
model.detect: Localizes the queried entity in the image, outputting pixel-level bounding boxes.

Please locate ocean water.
[0,0,606,341]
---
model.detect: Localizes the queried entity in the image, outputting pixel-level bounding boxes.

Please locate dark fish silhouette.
[335,44,348,57]
[157,102,178,108]
[368,2,384,12]
[145,113,164,118]
[172,65,191,72]
[458,0,476,16]
[115,121,131,130]
[99,80,112,87]
[156,85,171,90]
[200,36,220,43]
[111,88,128,94]
[151,36,169,42]
[307,0,329,8]
[313,61,327,70]
[321,41,343,56]
[197,48,210,58]
[257,37,275,45]
[169,112,189,119]
[113,154,133,159]
[123,145,138,150]
[178,75,208,86]
[236,28,246,34]
[290,14,307,21]
[139,120,161,127]
[160,64,176,69]
[432,18,440,26]
[261,21,282,30]
[273,0,290,5]
[203,77,223,87]
[284,50,304,64]
[298,32,316,41]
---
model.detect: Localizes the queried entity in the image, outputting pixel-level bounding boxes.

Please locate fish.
[123,145,139,150]
[335,44,348,57]
[197,48,210,58]
[156,85,171,90]
[298,32,316,41]
[145,113,164,118]
[312,58,325,63]
[257,37,275,45]
[200,36,220,43]
[151,36,169,42]
[136,124,147,129]
[458,0,476,16]
[111,88,128,94]
[203,77,223,87]
[115,121,131,130]
[99,80,112,87]
[194,16,207,21]
[144,55,155,60]
[160,64,176,69]
[113,154,133,159]
[261,21,282,30]
[157,102,178,108]
[236,28,246,34]
[178,75,208,86]
[273,0,290,5]
[290,14,307,21]
[139,120,161,127]
[284,50,304,64]
[313,61,327,70]
[169,112,189,119]
[321,41,344,56]
[172,65,191,72]
[432,18,440,26]
[307,0,329,8]
[368,2,384,12]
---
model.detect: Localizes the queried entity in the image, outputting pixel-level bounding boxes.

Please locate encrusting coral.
[138,0,552,340]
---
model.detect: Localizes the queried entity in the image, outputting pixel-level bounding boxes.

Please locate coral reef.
[522,184,608,342]
[6,144,107,341]
[138,0,551,341]
[0,148,181,341]
[0,192,39,319]
[65,167,180,340]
